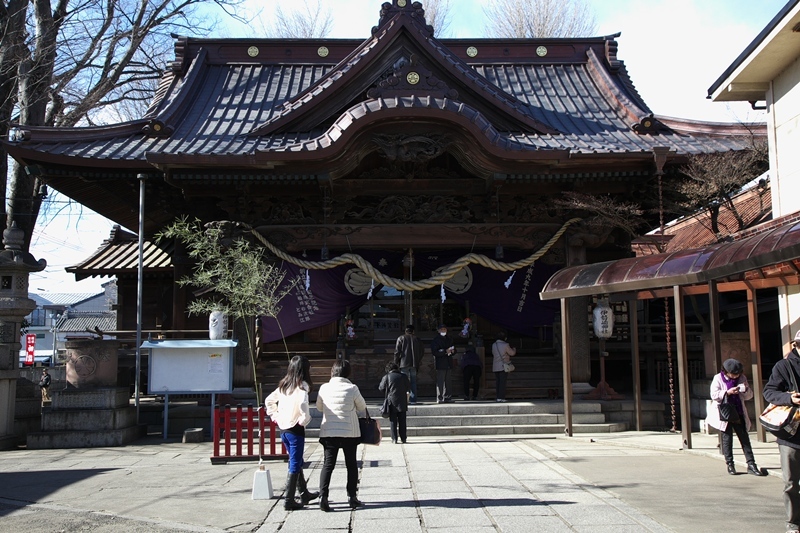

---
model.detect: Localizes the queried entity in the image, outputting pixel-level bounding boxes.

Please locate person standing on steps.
[265,355,318,511]
[394,324,423,404]
[431,324,456,403]
[492,331,516,402]
[316,359,367,512]
[460,343,482,401]
[379,362,411,444]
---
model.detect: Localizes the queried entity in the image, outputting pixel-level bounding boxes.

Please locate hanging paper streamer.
[504,271,516,289]
[441,283,446,303]
[367,279,374,300]
[345,319,357,340]
[459,317,472,338]
[305,269,311,291]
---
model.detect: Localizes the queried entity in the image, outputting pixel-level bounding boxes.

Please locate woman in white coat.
[265,355,319,510]
[316,359,367,511]
[707,358,764,476]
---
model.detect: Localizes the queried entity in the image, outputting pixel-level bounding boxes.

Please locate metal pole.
[135,174,146,422]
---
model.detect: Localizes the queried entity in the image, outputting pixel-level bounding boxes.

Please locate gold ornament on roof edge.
[318,46,329,57]
[536,46,548,57]
[466,46,478,58]
[247,46,259,58]
[407,71,420,85]
[398,0,407,6]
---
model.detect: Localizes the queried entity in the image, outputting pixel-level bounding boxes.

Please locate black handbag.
[719,394,740,423]
[358,408,382,445]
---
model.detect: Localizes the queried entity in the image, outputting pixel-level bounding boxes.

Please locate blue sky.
[29,0,789,294]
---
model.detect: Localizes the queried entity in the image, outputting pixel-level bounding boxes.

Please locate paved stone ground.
[0,431,786,532]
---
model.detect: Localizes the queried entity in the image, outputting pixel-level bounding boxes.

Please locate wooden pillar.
[747,286,767,442]
[709,280,722,376]
[630,297,642,431]
[673,285,693,449]
[561,297,573,437]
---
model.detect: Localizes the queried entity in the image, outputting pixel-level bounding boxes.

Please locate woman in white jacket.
[706,358,764,476]
[316,359,367,512]
[265,355,318,510]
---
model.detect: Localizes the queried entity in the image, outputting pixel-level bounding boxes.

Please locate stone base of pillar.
[0,434,17,451]
[572,382,594,396]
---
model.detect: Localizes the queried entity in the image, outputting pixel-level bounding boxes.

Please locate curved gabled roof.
[5,0,764,175]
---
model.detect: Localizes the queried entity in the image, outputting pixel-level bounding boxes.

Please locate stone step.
[306,422,627,438]
[41,406,138,431]
[27,425,146,449]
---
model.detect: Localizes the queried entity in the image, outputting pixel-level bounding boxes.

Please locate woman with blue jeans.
[265,355,318,510]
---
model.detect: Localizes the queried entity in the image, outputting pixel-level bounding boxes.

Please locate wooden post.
[561,298,573,437]
[747,286,767,442]
[630,298,642,431]
[673,285,692,449]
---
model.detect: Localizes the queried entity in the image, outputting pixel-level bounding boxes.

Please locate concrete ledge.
[27,424,146,449]
[183,428,204,443]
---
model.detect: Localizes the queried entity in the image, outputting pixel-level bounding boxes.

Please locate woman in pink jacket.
[265,355,319,510]
[706,358,764,476]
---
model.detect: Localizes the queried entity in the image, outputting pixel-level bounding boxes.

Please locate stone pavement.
[0,429,787,533]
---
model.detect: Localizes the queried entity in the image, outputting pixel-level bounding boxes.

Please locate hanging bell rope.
[243,218,581,292]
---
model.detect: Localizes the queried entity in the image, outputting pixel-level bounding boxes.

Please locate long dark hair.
[278,355,312,394]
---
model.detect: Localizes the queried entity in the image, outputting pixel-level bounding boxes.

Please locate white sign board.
[144,339,236,394]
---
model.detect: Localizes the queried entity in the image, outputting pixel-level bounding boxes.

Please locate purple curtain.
[261,249,559,342]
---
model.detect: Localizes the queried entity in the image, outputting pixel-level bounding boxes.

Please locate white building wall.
[770,55,800,352]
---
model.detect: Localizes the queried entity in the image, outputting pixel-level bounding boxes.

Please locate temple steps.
[304,400,631,438]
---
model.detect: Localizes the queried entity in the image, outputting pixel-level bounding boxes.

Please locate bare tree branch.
[483,0,597,38]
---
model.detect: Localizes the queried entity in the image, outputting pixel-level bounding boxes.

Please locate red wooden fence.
[211,404,288,464]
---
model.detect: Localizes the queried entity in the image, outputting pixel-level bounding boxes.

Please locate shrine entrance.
[350,257,469,342]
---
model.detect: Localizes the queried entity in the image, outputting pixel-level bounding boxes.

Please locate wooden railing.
[211,404,287,464]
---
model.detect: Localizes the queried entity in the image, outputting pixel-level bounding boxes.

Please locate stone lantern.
[0,222,46,450]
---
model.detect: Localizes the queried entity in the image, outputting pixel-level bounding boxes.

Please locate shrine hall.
[5,1,766,399]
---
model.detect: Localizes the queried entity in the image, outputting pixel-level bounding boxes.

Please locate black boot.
[284,473,304,510]
[727,463,736,475]
[747,462,765,476]
[348,495,363,509]
[319,491,331,512]
[297,470,319,504]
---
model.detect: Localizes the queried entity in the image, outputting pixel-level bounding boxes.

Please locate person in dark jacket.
[430,324,456,403]
[764,330,800,533]
[39,368,51,402]
[379,362,411,444]
[460,344,482,401]
[394,324,423,404]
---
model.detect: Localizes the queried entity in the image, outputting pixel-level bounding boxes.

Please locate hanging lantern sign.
[592,299,615,340]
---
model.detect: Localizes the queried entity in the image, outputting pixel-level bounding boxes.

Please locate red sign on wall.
[24,334,35,365]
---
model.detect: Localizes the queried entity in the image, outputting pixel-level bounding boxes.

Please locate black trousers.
[318,436,360,498]
[463,365,481,398]
[389,405,407,443]
[495,370,508,400]
[721,420,755,465]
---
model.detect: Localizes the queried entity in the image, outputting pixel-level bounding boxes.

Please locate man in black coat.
[764,330,800,533]
[379,363,411,444]
[394,325,423,404]
[430,324,455,403]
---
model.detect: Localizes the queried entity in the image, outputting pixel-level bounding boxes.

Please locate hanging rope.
[242,218,581,292]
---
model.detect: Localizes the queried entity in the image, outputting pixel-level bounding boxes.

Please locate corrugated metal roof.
[59,311,117,333]
[540,213,800,300]
[30,292,102,307]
